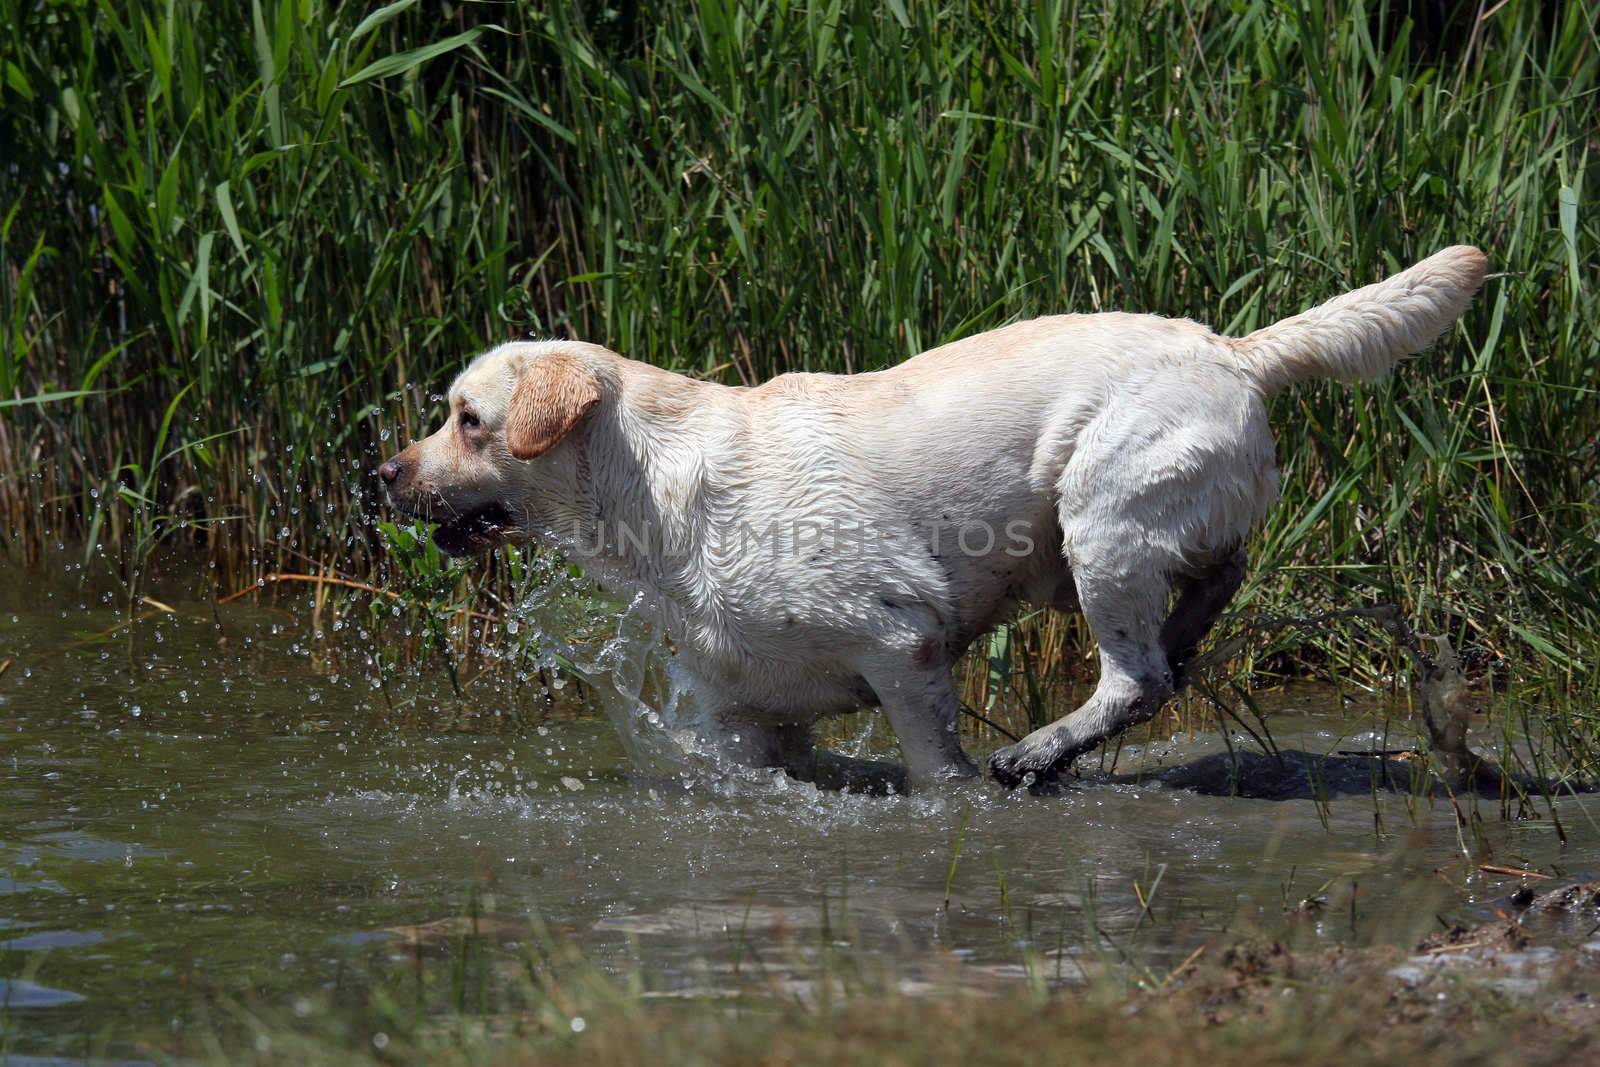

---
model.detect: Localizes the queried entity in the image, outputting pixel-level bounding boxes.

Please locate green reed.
[1,1,1596,747]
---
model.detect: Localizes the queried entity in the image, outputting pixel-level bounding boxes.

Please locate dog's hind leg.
[1162,549,1247,683]
[987,547,1176,790]
[988,377,1267,791]
[993,552,1247,789]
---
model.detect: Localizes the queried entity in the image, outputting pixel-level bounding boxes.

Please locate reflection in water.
[0,564,1595,1061]
[0,977,87,1008]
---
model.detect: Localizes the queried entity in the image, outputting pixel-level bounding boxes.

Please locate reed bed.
[1,0,1596,741]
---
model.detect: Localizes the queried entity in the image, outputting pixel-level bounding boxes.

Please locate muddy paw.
[988,735,1071,790]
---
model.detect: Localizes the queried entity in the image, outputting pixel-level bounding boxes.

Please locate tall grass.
[1,1,1596,733]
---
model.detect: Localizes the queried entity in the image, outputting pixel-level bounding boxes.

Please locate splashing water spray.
[507,553,751,789]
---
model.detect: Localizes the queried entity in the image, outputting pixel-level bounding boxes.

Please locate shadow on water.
[1134,749,1464,801]
[1122,604,1596,806]
[1,562,1596,1061]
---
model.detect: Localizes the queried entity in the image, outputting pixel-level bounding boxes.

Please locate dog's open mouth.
[429,501,516,556]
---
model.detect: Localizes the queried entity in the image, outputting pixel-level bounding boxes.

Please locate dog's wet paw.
[988,736,1071,791]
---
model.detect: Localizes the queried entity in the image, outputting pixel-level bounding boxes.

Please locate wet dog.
[382,247,1487,792]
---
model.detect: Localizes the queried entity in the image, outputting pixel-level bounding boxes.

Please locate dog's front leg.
[776,735,911,796]
[863,662,980,788]
[718,718,910,795]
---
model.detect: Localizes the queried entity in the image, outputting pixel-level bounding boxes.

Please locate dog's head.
[380,342,604,555]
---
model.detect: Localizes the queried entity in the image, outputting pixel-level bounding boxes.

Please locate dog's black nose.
[378,458,404,485]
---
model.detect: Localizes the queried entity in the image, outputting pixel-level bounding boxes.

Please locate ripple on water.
[0,874,68,896]
[0,929,106,951]
[0,977,86,1008]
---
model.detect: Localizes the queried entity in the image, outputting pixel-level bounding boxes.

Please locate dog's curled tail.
[1230,246,1487,397]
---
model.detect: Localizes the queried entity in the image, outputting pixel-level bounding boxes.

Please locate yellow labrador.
[382,247,1486,792]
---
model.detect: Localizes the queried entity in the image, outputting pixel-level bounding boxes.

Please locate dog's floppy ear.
[505,352,602,460]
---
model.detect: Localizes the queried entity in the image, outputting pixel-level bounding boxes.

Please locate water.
[2,564,1595,1060]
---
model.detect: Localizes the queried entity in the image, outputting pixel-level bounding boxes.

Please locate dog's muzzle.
[381,460,516,556]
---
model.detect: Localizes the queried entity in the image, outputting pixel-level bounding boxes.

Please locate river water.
[2,563,1594,1062]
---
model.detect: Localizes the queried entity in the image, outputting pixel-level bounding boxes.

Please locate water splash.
[508,557,736,786]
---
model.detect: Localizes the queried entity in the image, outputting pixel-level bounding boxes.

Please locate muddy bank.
[253,884,1600,1067]
[1172,880,1600,1031]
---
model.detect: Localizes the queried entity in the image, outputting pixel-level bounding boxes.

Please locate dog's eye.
[459,411,480,429]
